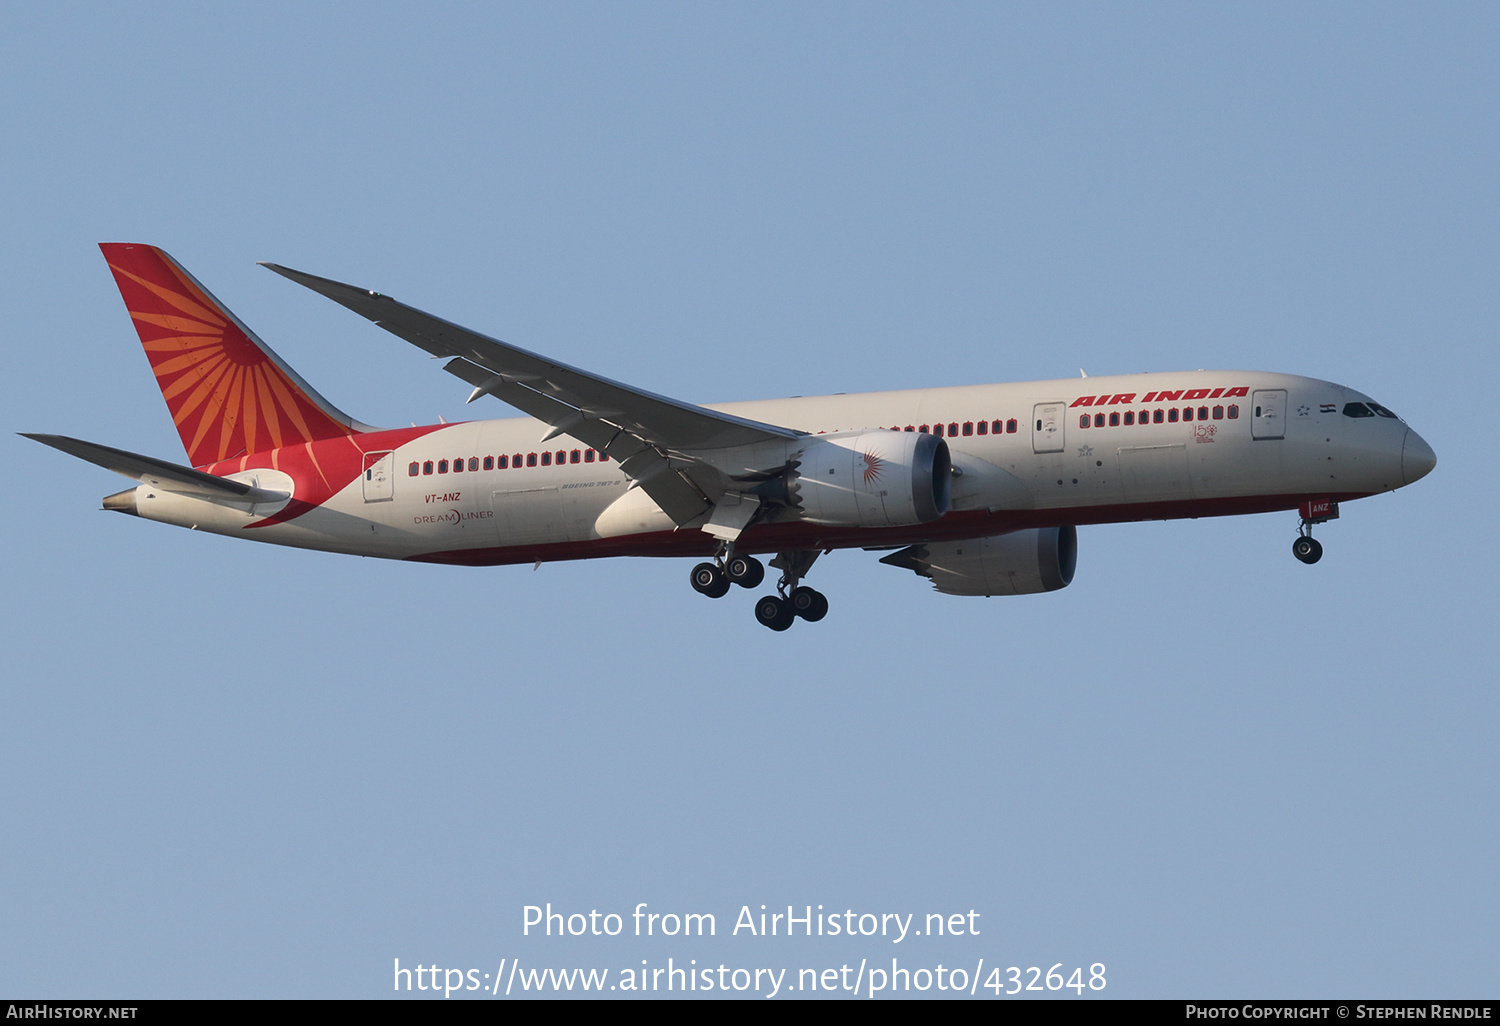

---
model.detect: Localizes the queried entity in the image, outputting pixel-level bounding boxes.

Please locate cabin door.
[1252,390,1287,440]
[1032,403,1066,454]
[362,451,395,502]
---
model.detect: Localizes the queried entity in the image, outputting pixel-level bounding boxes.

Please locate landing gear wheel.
[725,554,765,589]
[789,586,828,622]
[754,594,796,631]
[1292,537,1323,564]
[690,562,731,598]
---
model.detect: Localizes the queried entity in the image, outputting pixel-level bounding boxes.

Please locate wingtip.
[258,261,374,298]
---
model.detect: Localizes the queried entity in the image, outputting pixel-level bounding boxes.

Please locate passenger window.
[408,462,419,476]
[497,455,508,469]
[470,457,480,471]
[483,456,494,470]
[556,450,566,464]
[1109,412,1120,427]
[1124,411,1134,425]
[1227,405,1239,419]
[453,458,464,473]
[1007,419,1018,433]
[571,450,581,463]
[600,452,610,462]
[1168,409,1179,423]
[904,425,915,432]
[541,452,551,466]
[423,461,434,475]
[527,453,537,467]
[1182,408,1193,422]
[962,422,973,436]
[438,459,449,473]
[1094,413,1105,428]
[948,423,959,437]
[585,449,595,462]
[1080,414,1091,429]
[1154,409,1164,423]
[1198,406,1209,421]
[919,424,929,434]
[977,421,987,435]
[1213,406,1223,420]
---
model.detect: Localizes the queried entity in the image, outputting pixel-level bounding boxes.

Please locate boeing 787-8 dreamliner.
[25,244,1436,630]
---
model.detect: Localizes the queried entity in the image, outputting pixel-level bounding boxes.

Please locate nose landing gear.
[1292,499,1338,565]
[1292,534,1323,564]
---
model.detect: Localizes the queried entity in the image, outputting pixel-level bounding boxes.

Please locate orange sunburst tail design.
[99,243,368,467]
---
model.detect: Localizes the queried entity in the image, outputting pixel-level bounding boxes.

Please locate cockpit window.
[1367,402,1400,419]
[1342,402,1375,418]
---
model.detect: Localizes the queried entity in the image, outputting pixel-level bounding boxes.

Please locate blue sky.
[2,2,1495,999]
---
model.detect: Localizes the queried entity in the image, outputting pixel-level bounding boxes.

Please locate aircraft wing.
[260,263,802,526]
[21,434,290,505]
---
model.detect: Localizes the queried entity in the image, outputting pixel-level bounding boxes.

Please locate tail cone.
[102,488,138,516]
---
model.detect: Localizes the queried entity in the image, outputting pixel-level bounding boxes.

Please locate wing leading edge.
[259,262,802,527]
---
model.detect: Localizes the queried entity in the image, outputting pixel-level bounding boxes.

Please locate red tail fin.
[100,243,368,467]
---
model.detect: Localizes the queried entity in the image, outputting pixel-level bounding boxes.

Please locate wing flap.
[441,357,713,525]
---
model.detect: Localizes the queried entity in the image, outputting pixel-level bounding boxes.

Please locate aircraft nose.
[1402,428,1437,485]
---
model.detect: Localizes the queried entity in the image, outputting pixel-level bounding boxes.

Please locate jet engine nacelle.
[881,526,1078,596]
[792,430,951,528]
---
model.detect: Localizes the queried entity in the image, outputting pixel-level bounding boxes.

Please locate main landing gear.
[1292,499,1338,565]
[689,551,766,598]
[689,548,828,631]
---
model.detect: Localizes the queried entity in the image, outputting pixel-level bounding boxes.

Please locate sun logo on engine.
[861,450,886,484]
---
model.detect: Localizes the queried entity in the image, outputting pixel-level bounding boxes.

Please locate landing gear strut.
[1292,499,1338,565]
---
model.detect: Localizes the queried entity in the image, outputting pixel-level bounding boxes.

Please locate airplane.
[24,244,1437,631]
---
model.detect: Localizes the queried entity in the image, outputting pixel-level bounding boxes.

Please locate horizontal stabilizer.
[21,434,290,505]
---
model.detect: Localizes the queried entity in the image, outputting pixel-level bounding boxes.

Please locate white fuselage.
[127,370,1429,565]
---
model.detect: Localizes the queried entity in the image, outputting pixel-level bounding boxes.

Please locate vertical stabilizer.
[99,243,372,466]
